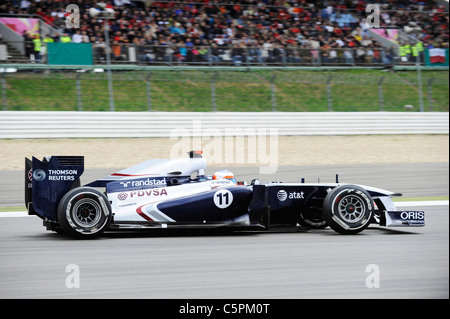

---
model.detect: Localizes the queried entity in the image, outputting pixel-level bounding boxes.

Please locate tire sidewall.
[57,187,111,239]
[298,212,327,229]
[323,185,373,234]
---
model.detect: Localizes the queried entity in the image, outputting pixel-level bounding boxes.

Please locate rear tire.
[323,185,373,235]
[57,187,112,239]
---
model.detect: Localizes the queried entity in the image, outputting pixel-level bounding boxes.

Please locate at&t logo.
[277,190,288,201]
[277,189,305,201]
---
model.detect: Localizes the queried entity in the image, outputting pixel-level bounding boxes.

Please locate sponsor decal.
[117,188,168,200]
[33,168,78,181]
[120,178,167,188]
[32,169,46,182]
[277,190,287,201]
[277,189,304,201]
[115,188,168,208]
[119,202,137,208]
[27,169,33,189]
[386,210,425,226]
[400,211,424,220]
[108,177,168,193]
[47,169,78,181]
[130,189,168,197]
[210,179,235,189]
[117,193,128,201]
[429,48,446,64]
[211,180,233,185]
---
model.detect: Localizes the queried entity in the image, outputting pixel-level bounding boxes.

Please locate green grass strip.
[0,206,27,212]
[392,196,448,202]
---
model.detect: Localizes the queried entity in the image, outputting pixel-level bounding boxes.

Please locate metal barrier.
[0,111,447,139]
[3,41,401,67]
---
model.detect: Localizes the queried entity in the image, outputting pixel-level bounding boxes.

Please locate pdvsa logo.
[277,189,305,201]
[117,189,168,201]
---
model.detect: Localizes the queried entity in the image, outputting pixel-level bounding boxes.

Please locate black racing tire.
[298,212,327,229]
[57,187,112,239]
[322,185,373,235]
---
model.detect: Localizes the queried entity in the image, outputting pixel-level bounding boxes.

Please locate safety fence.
[0,111,448,139]
[3,41,404,67]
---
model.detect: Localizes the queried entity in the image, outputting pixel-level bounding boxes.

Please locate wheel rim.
[337,195,365,223]
[73,198,101,227]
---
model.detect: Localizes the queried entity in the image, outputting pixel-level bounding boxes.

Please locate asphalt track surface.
[0,164,448,299]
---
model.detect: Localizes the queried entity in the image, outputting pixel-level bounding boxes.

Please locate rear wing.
[25,156,84,221]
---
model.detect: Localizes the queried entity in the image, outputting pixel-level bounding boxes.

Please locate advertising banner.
[0,17,39,36]
[47,43,93,65]
[370,29,399,44]
[424,48,449,67]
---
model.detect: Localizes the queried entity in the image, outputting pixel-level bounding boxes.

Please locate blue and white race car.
[25,151,425,238]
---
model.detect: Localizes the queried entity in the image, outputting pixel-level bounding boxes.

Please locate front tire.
[323,185,373,235]
[57,187,112,239]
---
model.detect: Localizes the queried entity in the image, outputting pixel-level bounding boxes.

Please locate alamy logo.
[366,4,380,29]
[365,264,380,288]
[66,4,80,28]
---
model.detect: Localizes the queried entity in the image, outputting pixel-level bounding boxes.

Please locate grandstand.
[0,1,448,113]
[0,0,448,66]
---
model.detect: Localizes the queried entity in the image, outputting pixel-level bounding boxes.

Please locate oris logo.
[277,189,305,201]
[401,211,424,220]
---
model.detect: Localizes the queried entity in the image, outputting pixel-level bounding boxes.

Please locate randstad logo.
[120,178,167,188]
[277,189,304,201]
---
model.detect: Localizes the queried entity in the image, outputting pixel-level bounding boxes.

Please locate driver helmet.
[212,169,237,184]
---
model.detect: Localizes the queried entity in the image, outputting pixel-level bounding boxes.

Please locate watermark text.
[170,120,279,174]
[66,4,80,28]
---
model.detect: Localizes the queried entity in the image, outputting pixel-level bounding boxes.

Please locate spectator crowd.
[1,0,448,65]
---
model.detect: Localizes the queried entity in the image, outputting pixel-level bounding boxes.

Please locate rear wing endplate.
[25,156,84,221]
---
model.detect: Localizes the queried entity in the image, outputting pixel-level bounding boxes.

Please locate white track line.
[0,211,30,217]
[394,200,449,207]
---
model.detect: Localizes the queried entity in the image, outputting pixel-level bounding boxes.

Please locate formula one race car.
[24,151,425,239]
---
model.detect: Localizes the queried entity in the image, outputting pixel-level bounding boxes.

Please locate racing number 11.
[214,189,233,209]
[217,192,229,205]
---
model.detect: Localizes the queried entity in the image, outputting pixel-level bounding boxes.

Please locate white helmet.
[212,169,237,184]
